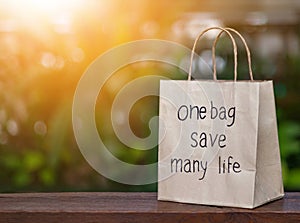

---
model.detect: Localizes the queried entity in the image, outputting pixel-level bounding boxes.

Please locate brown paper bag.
[157,27,284,209]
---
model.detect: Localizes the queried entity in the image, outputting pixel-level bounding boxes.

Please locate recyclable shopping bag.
[158,27,284,209]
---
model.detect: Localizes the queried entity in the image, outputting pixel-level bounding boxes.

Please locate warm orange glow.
[6,0,85,17]
[0,0,298,193]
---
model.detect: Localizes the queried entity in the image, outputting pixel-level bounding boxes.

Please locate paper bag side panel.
[254,81,284,207]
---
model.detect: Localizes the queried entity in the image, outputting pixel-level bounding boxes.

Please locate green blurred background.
[0,0,299,192]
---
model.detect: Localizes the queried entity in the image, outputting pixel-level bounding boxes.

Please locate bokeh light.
[0,0,299,192]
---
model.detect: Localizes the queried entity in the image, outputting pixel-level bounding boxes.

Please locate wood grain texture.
[0,192,299,223]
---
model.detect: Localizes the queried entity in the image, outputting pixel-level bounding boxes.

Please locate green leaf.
[1,154,21,170]
[278,121,300,158]
[24,151,44,172]
[13,171,31,187]
[39,168,55,186]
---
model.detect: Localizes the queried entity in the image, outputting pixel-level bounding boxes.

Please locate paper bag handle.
[188,27,238,81]
[212,28,254,81]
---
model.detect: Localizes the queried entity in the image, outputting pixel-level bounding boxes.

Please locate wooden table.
[0,192,299,223]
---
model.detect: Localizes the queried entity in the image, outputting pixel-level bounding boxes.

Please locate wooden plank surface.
[0,192,299,223]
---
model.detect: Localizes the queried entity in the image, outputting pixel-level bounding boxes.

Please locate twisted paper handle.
[188,27,238,81]
[212,28,254,81]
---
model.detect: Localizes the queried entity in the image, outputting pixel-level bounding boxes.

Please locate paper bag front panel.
[158,80,260,208]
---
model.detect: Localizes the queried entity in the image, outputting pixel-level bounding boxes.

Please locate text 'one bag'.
[158,27,284,209]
